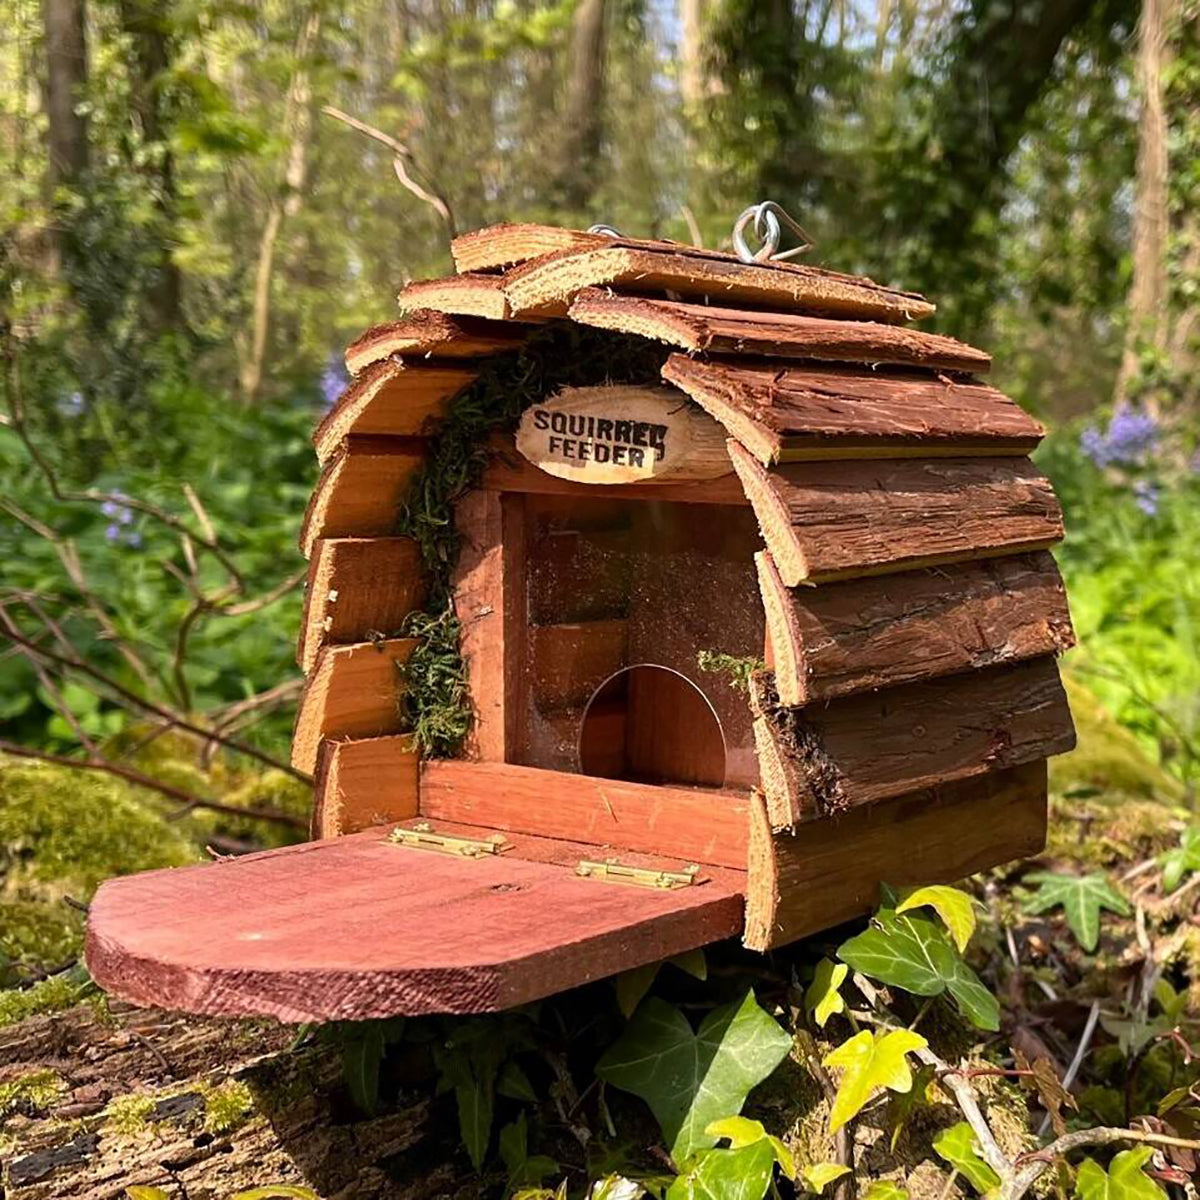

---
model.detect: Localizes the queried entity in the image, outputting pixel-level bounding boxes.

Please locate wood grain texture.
[418,759,749,869]
[299,436,424,558]
[482,437,750,505]
[86,822,746,1021]
[312,734,419,838]
[744,761,1047,948]
[752,656,1075,819]
[529,619,628,707]
[291,638,414,776]
[298,537,425,672]
[757,549,1076,706]
[451,490,527,761]
[313,359,476,464]
[396,273,512,320]
[451,223,609,271]
[571,291,989,371]
[503,245,933,323]
[664,357,1041,467]
[728,441,1064,586]
[345,309,527,374]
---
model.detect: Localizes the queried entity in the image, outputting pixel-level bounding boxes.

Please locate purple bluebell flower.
[101,492,134,526]
[105,523,121,542]
[1133,480,1160,516]
[1081,405,1159,467]
[124,531,143,549]
[319,354,349,408]
[57,391,85,417]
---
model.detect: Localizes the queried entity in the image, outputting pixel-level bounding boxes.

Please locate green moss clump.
[102,1092,157,1135]
[0,973,91,1028]
[0,899,82,975]
[393,324,668,756]
[195,768,312,849]
[201,1078,255,1133]
[0,1068,66,1118]
[696,651,765,695]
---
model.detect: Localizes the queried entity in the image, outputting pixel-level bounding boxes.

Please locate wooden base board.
[86,821,746,1022]
[744,761,1048,949]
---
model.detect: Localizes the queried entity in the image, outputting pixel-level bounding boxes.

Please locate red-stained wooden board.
[86,823,746,1023]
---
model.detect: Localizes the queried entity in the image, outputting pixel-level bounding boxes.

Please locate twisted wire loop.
[731,201,815,264]
[587,223,622,237]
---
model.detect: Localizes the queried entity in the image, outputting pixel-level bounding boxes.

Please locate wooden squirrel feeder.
[87,222,1077,1023]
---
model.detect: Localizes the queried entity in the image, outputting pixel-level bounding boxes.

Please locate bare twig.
[321,105,456,238]
[0,739,305,828]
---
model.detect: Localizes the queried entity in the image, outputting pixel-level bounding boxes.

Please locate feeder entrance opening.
[579,665,726,788]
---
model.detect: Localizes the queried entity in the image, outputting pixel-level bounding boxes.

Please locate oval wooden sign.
[515,385,731,485]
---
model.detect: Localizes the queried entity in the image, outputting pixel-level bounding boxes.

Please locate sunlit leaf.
[837,909,999,1031]
[822,1029,928,1133]
[1023,872,1131,952]
[597,992,793,1163]
[896,886,977,953]
[666,1140,778,1200]
[1074,1147,1168,1200]
[1158,828,1200,894]
[799,1162,851,1194]
[860,1183,909,1200]
[229,1189,321,1200]
[706,1117,796,1179]
[932,1122,1002,1194]
[804,959,848,1028]
[590,1177,645,1200]
[125,1190,170,1200]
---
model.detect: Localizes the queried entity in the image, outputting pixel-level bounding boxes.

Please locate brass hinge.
[575,859,700,890]
[389,822,510,858]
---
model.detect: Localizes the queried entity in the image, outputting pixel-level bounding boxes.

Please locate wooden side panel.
[744,762,1048,949]
[312,734,419,838]
[529,619,628,707]
[664,356,1040,466]
[314,360,476,464]
[291,638,415,776]
[299,438,424,559]
[728,441,1064,586]
[571,292,990,371]
[86,822,747,1022]
[757,550,1076,706]
[754,657,1075,819]
[418,760,750,870]
[503,245,933,323]
[299,537,425,673]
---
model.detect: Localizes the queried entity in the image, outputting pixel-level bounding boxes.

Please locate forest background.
[2,0,1200,1193]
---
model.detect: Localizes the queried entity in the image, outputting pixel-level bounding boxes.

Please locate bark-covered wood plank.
[345,309,528,374]
[418,760,749,869]
[299,436,424,558]
[86,822,746,1021]
[757,549,1076,705]
[666,356,1042,466]
[751,657,1074,821]
[571,291,989,371]
[451,223,610,271]
[314,359,476,463]
[312,733,419,838]
[291,637,414,775]
[397,273,512,320]
[728,442,1063,586]
[744,761,1047,947]
[298,536,425,672]
[503,244,934,323]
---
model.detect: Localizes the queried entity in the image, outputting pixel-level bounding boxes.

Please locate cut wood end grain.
[397,273,512,321]
[291,637,415,776]
[312,733,419,838]
[313,359,476,464]
[451,223,612,272]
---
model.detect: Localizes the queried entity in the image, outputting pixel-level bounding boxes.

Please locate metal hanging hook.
[732,201,814,264]
[587,223,622,237]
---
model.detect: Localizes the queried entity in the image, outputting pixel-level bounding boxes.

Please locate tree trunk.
[1115,0,1175,406]
[240,9,322,405]
[680,0,706,110]
[555,0,606,213]
[117,0,184,331]
[41,0,89,188]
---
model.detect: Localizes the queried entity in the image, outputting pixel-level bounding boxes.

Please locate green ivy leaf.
[837,909,1000,1031]
[931,1122,1002,1194]
[229,1189,322,1200]
[887,1064,936,1152]
[497,1059,538,1102]
[125,1190,171,1200]
[456,1077,493,1172]
[1023,872,1132,952]
[799,1163,851,1194]
[597,992,793,1164]
[1159,828,1200,894]
[896,886,977,953]
[822,1029,928,1133]
[666,1141,778,1200]
[617,963,662,1018]
[589,1178,644,1200]
[1074,1147,1168,1200]
[805,959,848,1028]
[671,949,708,980]
[341,1024,383,1116]
[860,1184,909,1200]
[706,1117,795,1179]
